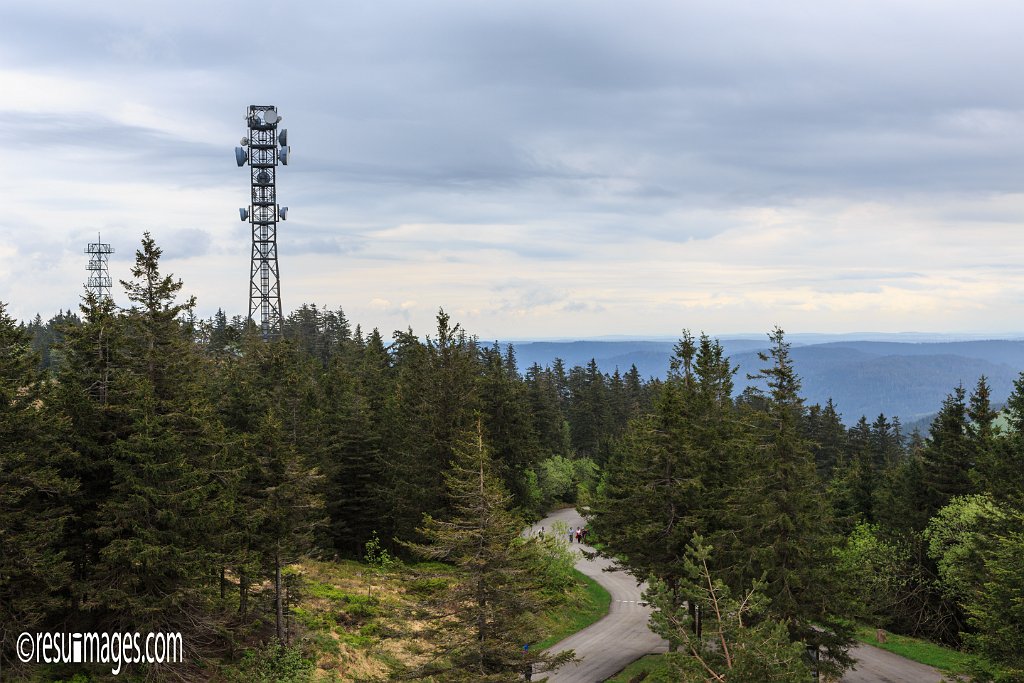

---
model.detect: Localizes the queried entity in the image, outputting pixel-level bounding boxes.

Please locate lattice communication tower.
[84,233,114,300]
[235,105,290,340]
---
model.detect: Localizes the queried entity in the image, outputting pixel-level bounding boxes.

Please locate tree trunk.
[275,545,284,642]
[239,571,248,616]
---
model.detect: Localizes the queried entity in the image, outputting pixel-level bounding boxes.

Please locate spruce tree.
[966,376,1003,500]
[593,333,737,615]
[523,362,569,460]
[90,233,223,638]
[646,537,811,682]
[804,399,847,477]
[975,372,1024,507]
[402,422,572,681]
[0,302,77,675]
[478,343,542,509]
[384,311,479,543]
[567,359,609,462]
[316,352,382,557]
[252,411,324,642]
[50,291,131,619]
[728,328,852,675]
[922,384,973,519]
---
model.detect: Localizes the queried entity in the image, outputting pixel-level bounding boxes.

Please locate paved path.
[842,643,948,682]
[532,508,668,682]
[532,508,948,683]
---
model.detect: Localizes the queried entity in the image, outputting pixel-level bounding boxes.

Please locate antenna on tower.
[236,105,290,341]
[84,233,114,300]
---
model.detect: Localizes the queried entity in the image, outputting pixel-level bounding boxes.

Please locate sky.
[4,1,1024,339]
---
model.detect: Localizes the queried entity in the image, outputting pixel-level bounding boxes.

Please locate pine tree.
[252,411,325,641]
[975,372,1024,507]
[523,363,569,459]
[624,363,647,414]
[316,352,382,557]
[49,291,132,624]
[478,343,542,509]
[0,302,77,675]
[728,328,852,675]
[212,329,322,616]
[592,333,737,616]
[90,233,224,639]
[965,376,1001,499]
[401,422,572,681]
[383,311,479,543]
[646,537,811,682]
[870,413,901,470]
[922,384,973,519]
[567,359,610,462]
[846,416,876,521]
[873,451,931,535]
[804,399,845,477]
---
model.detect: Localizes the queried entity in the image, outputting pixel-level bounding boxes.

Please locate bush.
[231,642,314,683]
[531,520,579,597]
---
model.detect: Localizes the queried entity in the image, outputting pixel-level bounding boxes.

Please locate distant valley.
[506,338,1024,428]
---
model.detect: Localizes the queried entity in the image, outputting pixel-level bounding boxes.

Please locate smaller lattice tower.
[84,233,114,300]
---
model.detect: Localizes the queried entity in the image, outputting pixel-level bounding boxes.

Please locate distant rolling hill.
[507,338,1024,426]
[508,339,772,381]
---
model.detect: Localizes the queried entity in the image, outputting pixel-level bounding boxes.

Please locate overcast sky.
[4,1,1024,339]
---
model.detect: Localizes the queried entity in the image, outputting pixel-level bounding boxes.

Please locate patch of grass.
[405,575,450,596]
[853,626,978,674]
[605,654,674,682]
[535,568,612,650]
[305,580,351,601]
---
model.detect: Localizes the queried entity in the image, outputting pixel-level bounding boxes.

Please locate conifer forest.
[3,233,1023,682]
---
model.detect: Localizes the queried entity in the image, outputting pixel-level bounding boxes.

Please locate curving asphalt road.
[532,508,668,683]
[842,643,947,683]
[533,508,947,683]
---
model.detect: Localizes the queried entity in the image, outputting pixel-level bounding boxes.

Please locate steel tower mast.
[84,233,114,300]
[235,105,291,340]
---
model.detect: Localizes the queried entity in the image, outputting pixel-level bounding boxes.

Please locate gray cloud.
[4,1,1024,335]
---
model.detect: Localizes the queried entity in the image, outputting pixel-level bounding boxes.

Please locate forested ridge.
[3,234,1023,681]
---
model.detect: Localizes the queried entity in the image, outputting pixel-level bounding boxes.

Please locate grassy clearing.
[536,568,612,650]
[604,654,674,682]
[221,557,611,682]
[223,558,459,682]
[853,626,978,675]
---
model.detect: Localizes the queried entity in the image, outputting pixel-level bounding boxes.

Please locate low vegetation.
[215,554,606,681]
[605,654,673,683]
